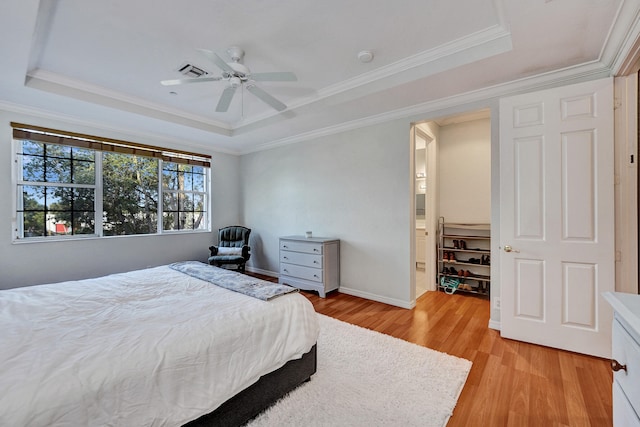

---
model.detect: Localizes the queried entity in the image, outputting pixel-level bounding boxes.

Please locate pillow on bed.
[217,247,243,256]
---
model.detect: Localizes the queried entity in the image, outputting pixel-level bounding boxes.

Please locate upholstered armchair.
[208,226,251,272]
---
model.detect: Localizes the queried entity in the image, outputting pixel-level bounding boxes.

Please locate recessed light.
[357,50,374,63]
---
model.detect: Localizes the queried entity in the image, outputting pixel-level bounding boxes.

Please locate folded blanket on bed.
[169,261,298,301]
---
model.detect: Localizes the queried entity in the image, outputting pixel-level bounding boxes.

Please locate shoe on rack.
[453,239,460,249]
[459,240,467,250]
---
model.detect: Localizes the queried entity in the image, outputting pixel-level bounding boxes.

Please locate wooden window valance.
[11,122,211,167]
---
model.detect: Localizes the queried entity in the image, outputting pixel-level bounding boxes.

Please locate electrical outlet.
[493,297,501,310]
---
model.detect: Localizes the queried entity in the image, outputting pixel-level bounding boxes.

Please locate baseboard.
[339,286,415,309]
[488,319,501,331]
[245,266,279,278]
[246,268,415,309]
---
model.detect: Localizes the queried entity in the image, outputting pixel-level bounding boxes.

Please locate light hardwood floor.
[250,272,613,426]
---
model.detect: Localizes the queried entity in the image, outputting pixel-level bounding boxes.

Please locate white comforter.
[0,265,319,427]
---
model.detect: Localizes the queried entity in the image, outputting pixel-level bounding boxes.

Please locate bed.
[0,261,319,427]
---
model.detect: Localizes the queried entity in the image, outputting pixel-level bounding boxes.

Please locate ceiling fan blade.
[251,72,297,82]
[161,76,222,86]
[246,83,287,111]
[197,48,235,74]
[216,85,237,112]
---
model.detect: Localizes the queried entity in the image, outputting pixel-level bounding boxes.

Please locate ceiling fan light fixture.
[229,76,242,88]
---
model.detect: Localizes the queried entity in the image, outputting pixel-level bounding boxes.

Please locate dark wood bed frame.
[183,344,317,427]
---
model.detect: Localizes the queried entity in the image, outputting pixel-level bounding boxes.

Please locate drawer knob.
[611,359,627,373]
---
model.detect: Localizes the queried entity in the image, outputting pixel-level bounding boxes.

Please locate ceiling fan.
[161,46,297,112]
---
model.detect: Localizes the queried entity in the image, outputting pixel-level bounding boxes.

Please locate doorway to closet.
[412,109,492,300]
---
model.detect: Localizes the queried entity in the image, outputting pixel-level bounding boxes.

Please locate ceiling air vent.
[177,63,209,78]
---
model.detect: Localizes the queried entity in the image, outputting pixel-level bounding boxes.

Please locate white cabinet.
[604,292,640,427]
[279,236,340,298]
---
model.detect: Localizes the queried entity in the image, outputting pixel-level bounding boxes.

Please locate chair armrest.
[209,245,219,256]
[242,245,250,260]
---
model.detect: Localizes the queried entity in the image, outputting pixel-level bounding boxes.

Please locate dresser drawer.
[280,263,323,283]
[280,251,323,268]
[280,240,323,255]
[612,317,640,416]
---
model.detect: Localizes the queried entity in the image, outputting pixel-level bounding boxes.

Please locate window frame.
[11,124,211,242]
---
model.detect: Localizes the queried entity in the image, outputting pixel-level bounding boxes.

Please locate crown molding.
[246,60,612,154]
[236,24,513,130]
[25,69,233,136]
[605,0,640,74]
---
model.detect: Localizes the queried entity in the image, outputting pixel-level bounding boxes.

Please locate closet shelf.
[438,217,491,297]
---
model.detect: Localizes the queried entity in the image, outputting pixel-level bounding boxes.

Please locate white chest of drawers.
[604,292,640,427]
[279,236,340,298]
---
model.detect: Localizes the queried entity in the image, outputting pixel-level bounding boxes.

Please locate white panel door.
[499,78,614,358]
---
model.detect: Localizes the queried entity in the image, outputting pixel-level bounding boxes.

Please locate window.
[162,162,208,231]
[12,123,211,240]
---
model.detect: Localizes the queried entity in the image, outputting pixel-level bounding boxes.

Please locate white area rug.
[248,314,472,427]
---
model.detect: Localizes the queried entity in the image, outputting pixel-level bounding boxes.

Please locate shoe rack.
[437,217,490,296]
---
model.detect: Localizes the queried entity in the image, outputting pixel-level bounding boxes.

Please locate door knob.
[503,245,520,253]
[611,359,627,373]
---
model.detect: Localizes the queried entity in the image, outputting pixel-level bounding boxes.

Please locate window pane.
[73,212,95,235]
[74,188,95,211]
[183,172,193,191]
[50,212,71,235]
[46,144,71,159]
[163,192,178,211]
[180,193,192,211]
[103,153,158,236]
[193,211,206,230]
[193,194,205,210]
[46,186,71,211]
[162,212,178,231]
[72,160,95,184]
[45,158,71,183]
[22,185,45,210]
[193,172,205,192]
[181,212,194,230]
[21,140,44,155]
[163,169,179,190]
[23,212,45,237]
[72,147,94,161]
[22,155,45,182]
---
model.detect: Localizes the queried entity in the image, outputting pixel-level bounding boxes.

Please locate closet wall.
[438,118,491,224]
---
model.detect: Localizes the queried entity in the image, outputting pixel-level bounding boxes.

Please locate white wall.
[1,101,501,318]
[437,118,491,223]
[241,120,413,307]
[0,110,242,289]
